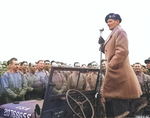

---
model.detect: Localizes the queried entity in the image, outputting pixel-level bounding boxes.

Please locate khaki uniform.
[67,71,88,91]
[52,71,67,95]
[86,72,98,90]
[61,71,71,81]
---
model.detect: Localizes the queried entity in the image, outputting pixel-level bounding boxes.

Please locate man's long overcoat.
[103,27,142,99]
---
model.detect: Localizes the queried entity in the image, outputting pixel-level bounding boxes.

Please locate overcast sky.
[0,0,150,66]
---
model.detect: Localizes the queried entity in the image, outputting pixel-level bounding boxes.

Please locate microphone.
[99,28,104,32]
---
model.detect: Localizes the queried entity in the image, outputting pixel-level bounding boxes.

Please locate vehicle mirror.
[35,104,40,116]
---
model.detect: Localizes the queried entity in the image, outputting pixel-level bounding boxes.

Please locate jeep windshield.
[41,66,102,118]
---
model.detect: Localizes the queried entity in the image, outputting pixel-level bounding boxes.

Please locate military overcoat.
[102,27,142,99]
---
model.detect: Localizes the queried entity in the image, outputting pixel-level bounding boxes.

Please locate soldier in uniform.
[87,62,92,69]
[51,62,67,95]
[101,13,142,117]
[101,59,106,76]
[67,62,89,91]
[24,62,45,100]
[0,58,27,103]
[86,62,99,90]
[0,64,9,77]
[145,57,150,76]
[0,65,3,77]
[0,80,6,105]
[57,61,71,81]
[81,64,87,68]
[3,61,7,66]
[44,60,51,73]
[20,61,28,75]
[36,60,49,86]
[133,62,150,114]
[141,65,149,74]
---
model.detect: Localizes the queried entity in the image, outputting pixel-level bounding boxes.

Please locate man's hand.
[15,94,24,101]
[52,88,58,94]
[98,36,105,44]
[33,87,43,93]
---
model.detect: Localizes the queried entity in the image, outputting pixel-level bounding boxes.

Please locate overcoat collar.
[103,26,119,46]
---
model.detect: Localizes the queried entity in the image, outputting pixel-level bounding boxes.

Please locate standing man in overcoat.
[101,13,142,117]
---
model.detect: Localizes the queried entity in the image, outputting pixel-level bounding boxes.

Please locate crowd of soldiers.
[0,57,106,105]
[0,57,150,115]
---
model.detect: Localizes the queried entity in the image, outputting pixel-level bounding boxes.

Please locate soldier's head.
[87,63,92,69]
[105,13,121,30]
[145,57,150,69]
[7,60,10,69]
[51,60,55,65]
[133,62,142,75]
[37,60,45,70]
[44,60,51,71]
[56,62,62,67]
[68,64,73,67]
[131,64,134,69]
[9,57,19,72]
[81,64,87,68]
[20,61,28,71]
[51,62,58,67]
[101,59,107,71]
[91,61,98,69]
[29,62,37,73]
[3,61,7,66]
[61,62,66,67]
[74,62,80,68]
[44,60,50,66]
[141,65,148,74]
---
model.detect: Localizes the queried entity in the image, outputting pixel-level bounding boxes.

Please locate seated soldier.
[0,58,27,103]
[51,62,67,95]
[67,62,89,91]
[24,62,45,100]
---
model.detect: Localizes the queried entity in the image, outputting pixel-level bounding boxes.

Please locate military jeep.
[0,67,104,118]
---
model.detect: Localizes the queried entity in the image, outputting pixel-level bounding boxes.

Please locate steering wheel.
[66,89,94,118]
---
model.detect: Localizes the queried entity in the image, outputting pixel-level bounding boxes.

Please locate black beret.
[105,13,122,23]
[145,57,150,64]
